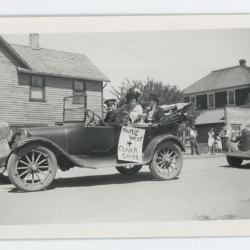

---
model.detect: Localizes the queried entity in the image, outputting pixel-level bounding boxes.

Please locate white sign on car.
[117,126,145,163]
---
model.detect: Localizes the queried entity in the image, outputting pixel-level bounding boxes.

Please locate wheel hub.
[163,155,171,163]
[30,163,38,171]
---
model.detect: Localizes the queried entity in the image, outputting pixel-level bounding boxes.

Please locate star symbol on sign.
[127,141,132,147]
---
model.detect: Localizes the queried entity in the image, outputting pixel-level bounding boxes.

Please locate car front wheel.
[149,142,183,180]
[7,145,58,192]
[116,165,143,175]
[226,156,243,167]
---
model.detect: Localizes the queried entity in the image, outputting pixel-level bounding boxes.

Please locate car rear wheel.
[0,163,10,184]
[149,142,183,180]
[116,165,143,175]
[226,156,243,167]
[7,145,58,192]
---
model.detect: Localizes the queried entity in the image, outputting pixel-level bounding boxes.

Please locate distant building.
[183,59,250,142]
[0,34,109,127]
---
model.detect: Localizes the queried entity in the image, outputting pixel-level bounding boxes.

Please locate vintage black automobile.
[1,103,190,192]
[226,125,250,166]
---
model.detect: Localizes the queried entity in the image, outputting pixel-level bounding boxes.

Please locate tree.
[110,78,183,108]
[109,77,200,127]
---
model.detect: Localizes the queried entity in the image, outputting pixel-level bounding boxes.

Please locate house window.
[208,93,215,108]
[235,88,250,106]
[215,91,227,108]
[231,124,241,137]
[196,94,207,110]
[73,80,85,104]
[228,91,235,105]
[30,75,45,101]
[184,96,190,103]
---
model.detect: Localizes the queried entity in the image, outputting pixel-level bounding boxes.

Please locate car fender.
[143,134,185,164]
[7,137,82,168]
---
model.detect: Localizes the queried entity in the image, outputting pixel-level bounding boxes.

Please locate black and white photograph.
[1,15,250,239]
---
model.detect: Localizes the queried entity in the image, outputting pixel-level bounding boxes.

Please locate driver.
[104,99,123,126]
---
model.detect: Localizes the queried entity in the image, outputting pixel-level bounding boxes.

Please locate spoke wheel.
[7,145,57,192]
[116,165,143,175]
[150,142,183,180]
[0,162,10,184]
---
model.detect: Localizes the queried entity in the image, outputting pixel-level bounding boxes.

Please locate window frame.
[190,96,196,108]
[208,92,215,108]
[228,90,235,105]
[72,80,86,105]
[29,75,46,102]
[231,123,241,136]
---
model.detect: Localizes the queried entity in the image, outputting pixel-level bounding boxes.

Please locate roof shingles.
[183,65,250,95]
[10,44,109,82]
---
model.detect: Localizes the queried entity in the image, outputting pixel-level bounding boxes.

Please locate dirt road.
[1,155,250,225]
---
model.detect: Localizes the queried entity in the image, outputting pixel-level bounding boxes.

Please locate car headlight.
[0,122,11,140]
[7,128,13,143]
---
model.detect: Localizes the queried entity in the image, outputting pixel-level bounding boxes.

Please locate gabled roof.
[0,36,31,69]
[9,43,109,82]
[183,62,250,95]
[195,108,225,125]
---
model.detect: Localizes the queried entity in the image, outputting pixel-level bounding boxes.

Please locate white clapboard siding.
[225,107,250,128]
[0,47,103,125]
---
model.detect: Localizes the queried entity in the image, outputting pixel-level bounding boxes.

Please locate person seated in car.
[104,99,123,126]
[125,88,144,124]
[145,93,165,123]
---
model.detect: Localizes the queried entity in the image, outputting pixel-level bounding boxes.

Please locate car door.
[87,126,120,154]
[65,123,91,155]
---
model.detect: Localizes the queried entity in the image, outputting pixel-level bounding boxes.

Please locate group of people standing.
[207,128,223,154]
[104,88,165,126]
[186,125,228,155]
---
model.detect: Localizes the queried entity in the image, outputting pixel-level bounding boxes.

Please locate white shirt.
[129,105,143,123]
[189,128,197,138]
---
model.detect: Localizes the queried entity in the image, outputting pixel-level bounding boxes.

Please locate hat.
[104,98,116,105]
[149,93,159,104]
[125,88,142,103]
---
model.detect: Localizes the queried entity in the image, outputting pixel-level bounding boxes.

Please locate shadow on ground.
[53,172,154,189]
[7,171,180,193]
[220,163,250,170]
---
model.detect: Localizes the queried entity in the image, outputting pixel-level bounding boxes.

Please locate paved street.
[1,155,250,225]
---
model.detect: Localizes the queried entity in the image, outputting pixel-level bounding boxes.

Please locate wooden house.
[0,34,109,127]
[183,59,250,142]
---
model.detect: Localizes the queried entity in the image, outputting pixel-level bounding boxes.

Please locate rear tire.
[116,165,143,175]
[149,142,183,180]
[7,145,58,192]
[226,156,243,167]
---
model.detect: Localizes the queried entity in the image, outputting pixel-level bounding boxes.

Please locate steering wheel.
[84,110,104,126]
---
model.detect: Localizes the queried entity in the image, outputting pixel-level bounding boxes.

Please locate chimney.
[239,59,246,66]
[29,33,39,49]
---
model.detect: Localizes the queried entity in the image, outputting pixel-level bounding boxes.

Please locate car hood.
[18,123,83,151]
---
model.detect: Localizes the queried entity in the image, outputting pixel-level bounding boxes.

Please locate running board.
[227,151,250,160]
[70,155,142,169]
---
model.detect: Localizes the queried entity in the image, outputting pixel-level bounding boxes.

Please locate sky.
[3,29,250,98]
